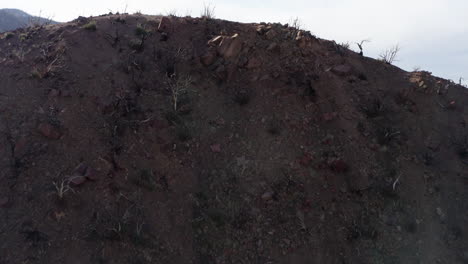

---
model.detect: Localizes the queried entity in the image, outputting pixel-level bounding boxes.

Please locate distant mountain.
[0,8,58,32]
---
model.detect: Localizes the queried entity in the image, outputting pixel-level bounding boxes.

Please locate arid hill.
[0,14,467,264]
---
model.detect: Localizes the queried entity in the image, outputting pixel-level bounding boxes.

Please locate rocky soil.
[0,13,467,264]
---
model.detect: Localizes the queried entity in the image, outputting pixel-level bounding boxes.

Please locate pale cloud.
[1,0,467,83]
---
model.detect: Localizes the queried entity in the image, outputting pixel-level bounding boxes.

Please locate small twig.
[392,175,401,191]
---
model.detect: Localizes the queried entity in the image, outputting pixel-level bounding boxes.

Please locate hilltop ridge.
[0,14,467,264]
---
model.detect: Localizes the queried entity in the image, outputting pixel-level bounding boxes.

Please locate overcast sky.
[1,0,467,84]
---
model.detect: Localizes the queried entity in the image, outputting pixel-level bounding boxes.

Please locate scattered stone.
[256,25,266,35]
[38,123,61,140]
[157,16,171,32]
[266,42,280,53]
[323,112,338,121]
[200,49,217,66]
[210,144,221,153]
[69,175,86,186]
[261,191,273,201]
[265,29,278,40]
[84,167,97,180]
[73,163,88,176]
[436,207,445,220]
[331,65,352,76]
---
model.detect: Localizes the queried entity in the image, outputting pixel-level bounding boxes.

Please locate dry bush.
[355,39,370,56]
[166,9,179,17]
[340,42,351,49]
[165,75,192,112]
[380,44,400,64]
[290,17,303,31]
[201,3,216,19]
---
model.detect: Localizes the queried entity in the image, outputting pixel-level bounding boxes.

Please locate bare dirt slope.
[0,14,467,264]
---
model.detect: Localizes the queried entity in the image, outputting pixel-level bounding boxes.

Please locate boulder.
[217,33,243,59]
[208,36,223,46]
[200,48,217,66]
[157,16,171,32]
[266,42,280,53]
[331,64,352,76]
[265,29,277,40]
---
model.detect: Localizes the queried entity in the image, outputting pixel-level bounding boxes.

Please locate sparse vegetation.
[361,99,385,118]
[290,17,303,31]
[2,32,15,40]
[129,39,143,51]
[379,44,400,64]
[166,9,179,17]
[135,23,149,37]
[31,68,43,79]
[28,11,54,28]
[82,21,97,31]
[19,33,28,41]
[340,42,351,49]
[201,2,216,19]
[356,39,370,56]
[53,178,74,200]
[165,74,192,112]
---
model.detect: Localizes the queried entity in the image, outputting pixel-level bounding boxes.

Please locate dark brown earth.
[0,13,467,264]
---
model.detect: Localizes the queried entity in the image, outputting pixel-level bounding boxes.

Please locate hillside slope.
[0,8,57,32]
[0,14,467,264]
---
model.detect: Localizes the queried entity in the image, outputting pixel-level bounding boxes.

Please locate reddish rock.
[329,159,349,173]
[85,167,98,180]
[72,162,98,180]
[210,144,221,153]
[69,176,87,186]
[73,163,88,176]
[200,49,217,66]
[157,16,171,32]
[38,123,61,140]
[323,112,338,121]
